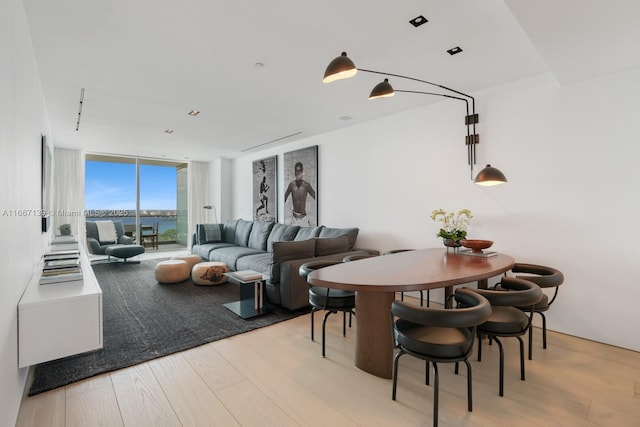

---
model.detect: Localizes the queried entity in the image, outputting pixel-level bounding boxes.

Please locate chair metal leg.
[321,310,334,357]
[392,350,405,400]
[464,359,473,412]
[425,361,430,385]
[342,311,347,336]
[541,312,548,349]
[528,318,533,360]
[477,332,483,362]
[310,308,317,341]
[432,362,440,427]
[517,336,526,381]
[494,336,505,396]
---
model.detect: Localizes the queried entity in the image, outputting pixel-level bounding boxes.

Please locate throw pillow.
[196,224,223,245]
[271,239,316,283]
[318,226,359,250]
[315,235,350,257]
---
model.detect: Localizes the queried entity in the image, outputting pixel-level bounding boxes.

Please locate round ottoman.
[170,254,202,273]
[192,262,229,286]
[155,260,190,284]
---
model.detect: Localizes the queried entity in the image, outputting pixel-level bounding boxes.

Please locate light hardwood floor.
[16,300,640,427]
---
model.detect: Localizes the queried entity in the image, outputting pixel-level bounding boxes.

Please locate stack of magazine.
[230,270,263,281]
[40,237,83,285]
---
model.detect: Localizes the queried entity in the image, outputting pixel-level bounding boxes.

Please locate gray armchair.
[86,220,133,254]
[86,220,145,263]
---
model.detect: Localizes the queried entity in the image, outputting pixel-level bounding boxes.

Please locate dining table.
[306,248,515,379]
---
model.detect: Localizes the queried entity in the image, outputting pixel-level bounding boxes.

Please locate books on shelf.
[458,249,498,258]
[39,264,83,284]
[40,244,83,284]
[44,249,80,261]
[43,258,80,269]
[231,270,263,281]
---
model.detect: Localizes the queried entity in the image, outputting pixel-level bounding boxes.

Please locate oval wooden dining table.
[307,248,515,378]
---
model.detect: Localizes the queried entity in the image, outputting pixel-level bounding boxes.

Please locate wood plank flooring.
[16,300,640,426]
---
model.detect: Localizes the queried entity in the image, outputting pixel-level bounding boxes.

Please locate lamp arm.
[358,68,475,104]
[394,90,476,177]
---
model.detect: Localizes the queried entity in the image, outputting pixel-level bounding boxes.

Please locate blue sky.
[85,161,177,210]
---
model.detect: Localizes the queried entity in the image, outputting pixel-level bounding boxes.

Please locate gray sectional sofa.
[191,219,376,310]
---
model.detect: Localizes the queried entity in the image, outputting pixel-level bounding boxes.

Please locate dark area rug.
[28,258,306,395]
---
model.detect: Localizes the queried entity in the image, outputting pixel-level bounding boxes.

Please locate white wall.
[0,0,52,425]
[230,68,640,352]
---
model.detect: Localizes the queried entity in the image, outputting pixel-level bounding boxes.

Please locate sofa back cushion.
[195,223,223,245]
[271,239,316,284]
[266,223,300,252]
[247,221,275,251]
[315,235,350,257]
[234,219,254,247]
[221,219,239,244]
[294,226,322,242]
[318,226,359,250]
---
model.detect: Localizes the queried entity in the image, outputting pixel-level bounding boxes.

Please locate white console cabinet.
[18,250,103,368]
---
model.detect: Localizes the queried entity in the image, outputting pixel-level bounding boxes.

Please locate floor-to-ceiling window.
[85,154,188,248]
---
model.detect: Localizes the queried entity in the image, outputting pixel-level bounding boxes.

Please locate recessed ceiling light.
[447,46,463,55]
[339,116,353,121]
[254,62,264,68]
[409,15,428,27]
[188,110,200,116]
[164,129,174,134]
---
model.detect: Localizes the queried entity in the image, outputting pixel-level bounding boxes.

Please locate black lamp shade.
[323,52,357,83]
[474,164,507,186]
[369,78,395,99]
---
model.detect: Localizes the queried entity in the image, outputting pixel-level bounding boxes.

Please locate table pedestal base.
[355,291,395,379]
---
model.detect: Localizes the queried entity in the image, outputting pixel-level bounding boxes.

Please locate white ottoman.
[155,260,190,284]
[170,254,202,273]
[192,262,229,286]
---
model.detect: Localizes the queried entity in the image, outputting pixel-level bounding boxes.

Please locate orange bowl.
[460,239,494,253]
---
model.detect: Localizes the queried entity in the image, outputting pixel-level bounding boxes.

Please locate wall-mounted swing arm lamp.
[323,52,507,186]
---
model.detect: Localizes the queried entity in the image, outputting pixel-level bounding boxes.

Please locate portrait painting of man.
[283,146,318,226]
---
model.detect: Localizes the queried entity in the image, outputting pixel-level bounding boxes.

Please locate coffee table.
[223,273,272,319]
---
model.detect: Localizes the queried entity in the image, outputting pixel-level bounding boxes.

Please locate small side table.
[223,273,273,319]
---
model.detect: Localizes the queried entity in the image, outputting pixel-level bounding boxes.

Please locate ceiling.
[23,0,640,162]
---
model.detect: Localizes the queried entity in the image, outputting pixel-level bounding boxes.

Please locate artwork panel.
[283,146,318,226]
[253,156,277,222]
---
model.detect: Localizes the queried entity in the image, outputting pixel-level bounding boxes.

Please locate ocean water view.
[87,216,177,238]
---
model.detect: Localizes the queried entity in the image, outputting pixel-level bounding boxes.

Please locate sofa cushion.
[271,239,316,284]
[222,219,239,244]
[196,223,223,245]
[235,253,273,277]
[319,226,359,250]
[234,219,254,247]
[315,235,350,257]
[191,242,235,260]
[208,246,263,270]
[294,226,322,242]
[267,223,300,252]
[248,221,275,251]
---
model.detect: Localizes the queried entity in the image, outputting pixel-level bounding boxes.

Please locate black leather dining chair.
[509,263,564,359]
[299,260,355,357]
[391,288,491,426]
[466,277,542,396]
